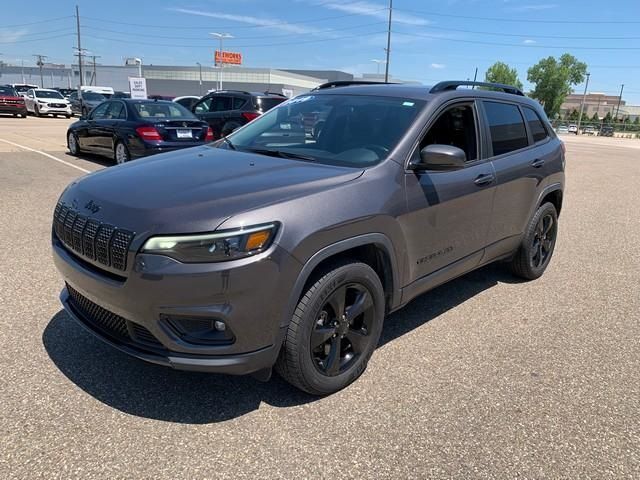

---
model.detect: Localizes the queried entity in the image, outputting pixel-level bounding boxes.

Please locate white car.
[24,89,72,118]
[568,124,578,134]
[173,95,200,111]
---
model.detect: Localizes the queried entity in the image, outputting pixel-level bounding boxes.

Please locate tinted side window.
[194,98,211,114]
[523,107,548,143]
[233,97,246,109]
[209,96,233,112]
[484,101,528,156]
[106,102,126,120]
[420,104,478,162]
[90,102,110,119]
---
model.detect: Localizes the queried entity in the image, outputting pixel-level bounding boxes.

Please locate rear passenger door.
[481,100,550,246]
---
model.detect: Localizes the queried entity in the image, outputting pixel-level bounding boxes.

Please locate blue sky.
[2,0,639,103]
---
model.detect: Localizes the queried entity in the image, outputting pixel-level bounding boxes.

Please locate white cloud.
[430,63,446,69]
[316,1,429,26]
[0,29,27,43]
[523,39,537,44]
[169,8,322,35]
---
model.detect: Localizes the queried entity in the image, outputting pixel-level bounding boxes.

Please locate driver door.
[77,102,109,152]
[401,101,497,283]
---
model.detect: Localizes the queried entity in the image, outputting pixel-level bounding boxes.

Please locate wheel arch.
[537,183,563,216]
[281,234,401,328]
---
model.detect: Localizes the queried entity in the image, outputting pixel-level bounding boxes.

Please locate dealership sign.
[128,77,147,99]
[215,50,242,66]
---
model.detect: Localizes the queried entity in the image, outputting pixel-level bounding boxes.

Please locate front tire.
[114,141,130,164]
[276,261,385,395]
[509,202,558,280]
[67,132,80,156]
[34,105,41,117]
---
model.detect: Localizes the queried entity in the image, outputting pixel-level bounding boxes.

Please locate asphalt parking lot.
[1,115,639,479]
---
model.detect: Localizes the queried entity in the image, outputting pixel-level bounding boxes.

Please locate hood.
[60,146,363,236]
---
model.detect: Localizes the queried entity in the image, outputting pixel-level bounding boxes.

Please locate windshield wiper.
[220,136,236,150]
[242,147,316,162]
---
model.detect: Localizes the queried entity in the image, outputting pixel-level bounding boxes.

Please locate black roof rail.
[430,81,524,96]
[312,80,398,91]
[263,91,287,97]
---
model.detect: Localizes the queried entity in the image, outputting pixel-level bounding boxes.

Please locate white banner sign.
[128,77,147,99]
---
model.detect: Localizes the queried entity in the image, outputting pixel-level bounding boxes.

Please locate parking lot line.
[0,138,90,174]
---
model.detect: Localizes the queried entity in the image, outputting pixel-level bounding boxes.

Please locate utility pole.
[33,54,47,88]
[210,32,233,90]
[576,72,590,134]
[472,67,478,88]
[75,5,84,89]
[384,0,393,83]
[88,55,100,85]
[196,62,203,95]
[615,84,624,121]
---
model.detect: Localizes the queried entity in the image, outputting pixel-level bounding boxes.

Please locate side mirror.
[411,144,466,171]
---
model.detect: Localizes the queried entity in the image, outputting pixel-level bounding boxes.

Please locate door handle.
[474,173,495,186]
[532,158,545,168]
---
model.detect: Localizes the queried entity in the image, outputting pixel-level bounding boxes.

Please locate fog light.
[214,320,226,331]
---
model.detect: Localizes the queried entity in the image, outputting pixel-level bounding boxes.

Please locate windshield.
[13,85,36,94]
[226,94,425,167]
[35,90,65,99]
[82,92,106,101]
[0,86,18,96]
[132,101,195,119]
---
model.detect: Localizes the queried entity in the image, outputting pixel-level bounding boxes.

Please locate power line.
[82,30,389,49]
[0,33,75,44]
[418,24,640,41]
[81,9,387,30]
[81,21,387,41]
[1,16,73,28]
[393,30,640,50]
[395,7,640,24]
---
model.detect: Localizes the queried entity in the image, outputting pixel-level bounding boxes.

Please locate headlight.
[141,223,278,263]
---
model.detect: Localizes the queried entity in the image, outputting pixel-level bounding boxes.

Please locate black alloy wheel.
[311,283,376,376]
[510,202,558,280]
[531,213,556,269]
[276,261,385,395]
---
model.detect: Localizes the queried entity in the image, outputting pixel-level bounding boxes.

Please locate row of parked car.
[556,123,614,136]
[64,88,288,163]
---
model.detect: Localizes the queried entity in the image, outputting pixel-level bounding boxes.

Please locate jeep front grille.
[53,202,134,271]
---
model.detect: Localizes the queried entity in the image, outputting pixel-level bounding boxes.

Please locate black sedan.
[66,99,214,164]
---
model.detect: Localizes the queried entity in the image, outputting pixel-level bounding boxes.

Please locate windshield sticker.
[402,101,415,107]
[285,95,314,106]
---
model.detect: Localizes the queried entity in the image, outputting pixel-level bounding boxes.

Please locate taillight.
[135,125,163,141]
[241,112,260,122]
[205,127,214,141]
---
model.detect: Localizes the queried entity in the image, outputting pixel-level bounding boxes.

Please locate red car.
[0,85,27,118]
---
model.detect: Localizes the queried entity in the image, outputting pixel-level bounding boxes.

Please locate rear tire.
[114,141,130,164]
[509,202,558,280]
[276,261,385,395]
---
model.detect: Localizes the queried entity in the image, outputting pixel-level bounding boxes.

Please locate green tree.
[591,111,600,122]
[569,109,579,121]
[527,54,587,118]
[603,111,613,124]
[484,62,523,90]
[634,116,640,125]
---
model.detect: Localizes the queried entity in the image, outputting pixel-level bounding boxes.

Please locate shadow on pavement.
[64,151,113,168]
[43,263,519,424]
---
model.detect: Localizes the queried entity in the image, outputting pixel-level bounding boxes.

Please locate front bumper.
[0,105,27,115]
[38,105,72,115]
[53,235,301,375]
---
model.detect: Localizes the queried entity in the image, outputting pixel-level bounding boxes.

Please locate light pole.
[615,84,624,121]
[210,32,233,90]
[384,0,393,82]
[371,59,386,76]
[576,72,590,135]
[196,62,203,95]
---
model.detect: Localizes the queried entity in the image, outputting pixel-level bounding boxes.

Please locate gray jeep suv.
[52,81,565,395]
